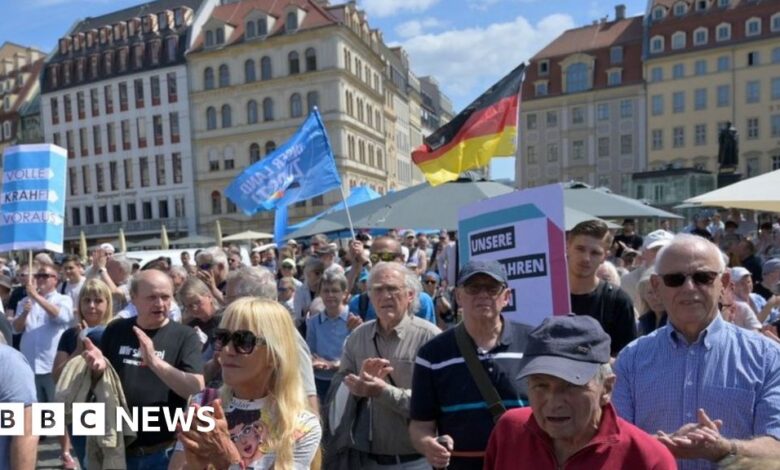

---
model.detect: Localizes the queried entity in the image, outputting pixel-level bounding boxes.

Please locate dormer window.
[258,19,268,36]
[696,0,708,10]
[216,28,225,44]
[652,6,665,20]
[610,46,623,64]
[673,1,687,16]
[158,12,169,31]
[286,12,298,32]
[565,62,589,93]
[716,23,731,42]
[746,18,761,37]
[535,81,548,97]
[693,27,708,45]
[538,60,549,76]
[672,31,686,50]
[718,0,729,7]
[773,13,780,32]
[650,35,665,53]
[205,30,214,47]
[175,8,184,27]
[246,21,255,38]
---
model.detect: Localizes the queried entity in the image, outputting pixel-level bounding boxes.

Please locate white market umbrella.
[685,169,780,212]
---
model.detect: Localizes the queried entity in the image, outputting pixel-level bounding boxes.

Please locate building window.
[50,98,59,124]
[155,157,167,186]
[718,0,730,7]
[572,107,584,125]
[245,59,256,83]
[650,67,663,82]
[597,103,609,121]
[82,166,91,194]
[652,6,665,20]
[307,91,319,113]
[772,78,780,100]
[85,206,93,225]
[527,114,537,130]
[208,149,219,171]
[205,30,214,47]
[650,36,664,53]
[142,201,153,220]
[748,51,760,67]
[652,95,664,115]
[746,18,761,37]
[671,31,686,50]
[526,145,537,164]
[167,72,177,103]
[773,155,780,170]
[125,202,136,221]
[221,105,232,128]
[265,141,276,155]
[249,143,260,163]
[772,115,780,136]
[773,13,780,32]
[773,48,780,64]
[673,91,685,113]
[694,60,707,76]
[673,1,686,16]
[565,63,588,93]
[93,125,102,154]
[206,107,217,130]
[305,48,317,71]
[717,55,730,71]
[538,60,549,76]
[598,137,609,157]
[607,70,621,86]
[218,64,230,87]
[215,28,224,44]
[747,117,759,139]
[673,126,685,147]
[246,20,255,38]
[263,98,274,121]
[224,146,235,170]
[620,99,632,118]
[651,129,663,150]
[247,100,258,124]
[204,67,214,89]
[672,63,684,79]
[109,161,118,191]
[620,135,632,155]
[716,23,731,42]
[546,111,557,127]
[260,56,272,80]
[694,88,707,110]
[746,80,760,103]
[747,157,760,177]
[77,92,85,119]
[139,157,149,187]
[546,143,558,162]
[286,12,298,31]
[152,115,163,145]
[134,79,144,108]
[150,76,160,106]
[535,82,548,97]
[693,27,708,46]
[90,88,99,117]
[572,140,585,160]
[124,159,133,189]
[169,112,179,143]
[717,84,731,107]
[172,152,182,183]
[68,168,77,196]
[288,51,300,75]
[694,124,707,145]
[289,93,303,118]
[610,46,623,64]
[71,207,80,226]
[121,120,131,150]
[258,19,267,36]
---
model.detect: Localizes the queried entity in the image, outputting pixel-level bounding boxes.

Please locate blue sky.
[1,0,647,180]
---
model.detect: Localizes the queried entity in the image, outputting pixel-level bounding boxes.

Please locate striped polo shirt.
[410,317,532,470]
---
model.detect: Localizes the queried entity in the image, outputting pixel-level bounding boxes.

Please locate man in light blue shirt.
[13,262,73,402]
[0,344,37,469]
[614,234,780,469]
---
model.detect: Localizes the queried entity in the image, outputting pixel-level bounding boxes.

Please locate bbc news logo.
[0,404,216,436]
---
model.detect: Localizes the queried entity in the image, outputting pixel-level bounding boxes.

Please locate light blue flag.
[0,144,68,252]
[225,108,342,215]
[274,205,288,247]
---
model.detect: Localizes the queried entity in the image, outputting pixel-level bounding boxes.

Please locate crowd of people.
[0,213,778,469]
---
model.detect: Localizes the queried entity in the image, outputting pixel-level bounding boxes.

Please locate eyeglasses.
[370,252,399,264]
[660,271,721,288]
[423,280,438,285]
[34,273,57,280]
[370,284,404,296]
[213,329,267,355]
[462,283,505,296]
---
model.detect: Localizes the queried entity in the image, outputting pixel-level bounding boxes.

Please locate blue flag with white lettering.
[225,108,342,215]
[0,144,68,252]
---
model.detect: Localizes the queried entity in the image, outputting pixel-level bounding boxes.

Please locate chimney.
[615,4,626,20]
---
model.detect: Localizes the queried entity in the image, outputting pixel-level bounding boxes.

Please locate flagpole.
[338,185,356,241]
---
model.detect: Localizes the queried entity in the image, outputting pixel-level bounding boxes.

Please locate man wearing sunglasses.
[613,234,780,469]
[567,220,637,356]
[195,248,229,304]
[347,237,436,324]
[410,260,532,470]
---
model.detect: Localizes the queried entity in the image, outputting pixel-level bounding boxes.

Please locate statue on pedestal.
[718,122,739,172]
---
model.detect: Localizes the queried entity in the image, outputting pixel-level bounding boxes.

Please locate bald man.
[83,270,203,468]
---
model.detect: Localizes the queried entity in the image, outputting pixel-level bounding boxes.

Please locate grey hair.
[367,262,421,315]
[226,266,277,301]
[169,265,187,279]
[655,233,726,273]
[321,270,348,292]
[110,254,133,277]
[303,256,325,274]
[197,247,228,271]
[594,363,614,384]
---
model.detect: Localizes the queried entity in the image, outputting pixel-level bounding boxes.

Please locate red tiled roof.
[532,16,643,60]
[192,0,340,51]
[649,0,747,9]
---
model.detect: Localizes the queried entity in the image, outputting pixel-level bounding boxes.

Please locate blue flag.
[225,108,342,215]
[274,205,288,247]
[0,144,68,252]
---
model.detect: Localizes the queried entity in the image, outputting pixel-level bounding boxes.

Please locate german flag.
[412,63,525,186]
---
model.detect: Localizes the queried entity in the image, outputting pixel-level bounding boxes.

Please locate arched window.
[221,104,232,128]
[224,146,235,169]
[263,98,274,121]
[265,140,276,155]
[244,59,256,83]
[208,148,219,171]
[260,56,272,80]
[671,31,686,50]
[565,63,588,93]
[204,67,214,89]
[215,28,225,44]
[257,19,267,36]
[290,93,303,118]
[246,21,256,38]
[211,191,222,214]
[249,143,260,163]
[205,30,214,46]
[305,48,317,71]
[218,64,230,87]
[247,100,258,124]
[288,51,300,75]
[286,12,298,31]
[307,91,319,112]
[206,106,217,130]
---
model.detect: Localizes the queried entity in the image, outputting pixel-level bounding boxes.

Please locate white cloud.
[360,0,440,18]
[399,13,575,109]
[26,0,111,6]
[395,19,443,39]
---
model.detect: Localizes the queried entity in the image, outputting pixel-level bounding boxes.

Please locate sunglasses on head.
[370,252,398,264]
[213,329,267,355]
[660,271,721,287]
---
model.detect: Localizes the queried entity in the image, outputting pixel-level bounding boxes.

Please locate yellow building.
[0,42,45,160]
[645,0,780,176]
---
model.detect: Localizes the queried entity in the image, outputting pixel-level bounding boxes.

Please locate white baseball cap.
[642,230,674,252]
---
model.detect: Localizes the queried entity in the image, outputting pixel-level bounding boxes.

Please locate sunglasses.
[213,329,267,355]
[660,271,721,288]
[34,273,57,280]
[463,283,505,296]
[370,252,399,264]
[423,280,438,285]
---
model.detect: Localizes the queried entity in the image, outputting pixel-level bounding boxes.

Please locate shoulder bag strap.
[371,335,397,387]
[454,322,506,423]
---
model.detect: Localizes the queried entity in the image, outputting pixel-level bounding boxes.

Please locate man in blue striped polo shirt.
[409,259,532,470]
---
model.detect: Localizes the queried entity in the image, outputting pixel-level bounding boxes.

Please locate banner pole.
[28,250,32,278]
[338,185,356,240]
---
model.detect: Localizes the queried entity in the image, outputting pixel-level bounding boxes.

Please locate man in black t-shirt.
[612,219,643,258]
[83,269,203,469]
[568,220,637,355]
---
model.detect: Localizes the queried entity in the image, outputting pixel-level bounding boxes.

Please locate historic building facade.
[0,43,45,162]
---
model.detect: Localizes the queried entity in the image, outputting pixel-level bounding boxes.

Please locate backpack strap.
[454,323,506,423]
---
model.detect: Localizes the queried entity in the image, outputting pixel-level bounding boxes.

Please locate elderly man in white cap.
[621,229,674,313]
